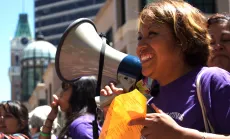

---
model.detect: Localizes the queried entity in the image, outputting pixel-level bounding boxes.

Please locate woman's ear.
[18,120,27,130]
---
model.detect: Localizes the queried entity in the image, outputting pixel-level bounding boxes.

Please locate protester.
[101,0,230,138]
[29,105,58,139]
[0,100,31,139]
[207,13,230,72]
[39,76,101,139]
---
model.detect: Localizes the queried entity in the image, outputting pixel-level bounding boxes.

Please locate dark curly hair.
[0,101,31,138]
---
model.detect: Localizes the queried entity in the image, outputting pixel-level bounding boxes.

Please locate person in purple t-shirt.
[206,14,230,134]
[100,1,230,139]
[40,76,101,139]
[207,13,230,72]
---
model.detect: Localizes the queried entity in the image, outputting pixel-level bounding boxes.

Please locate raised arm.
[39,95,59,139]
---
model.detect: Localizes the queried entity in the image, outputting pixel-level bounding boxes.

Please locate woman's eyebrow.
[221,31,230,37]
[148,23,162,30]
[222,30,230,34]
[148,26,155,30]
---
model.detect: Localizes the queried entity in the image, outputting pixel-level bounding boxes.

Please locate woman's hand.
[47,95,59,120]
[129,105,184,139]
[100,83,125,96]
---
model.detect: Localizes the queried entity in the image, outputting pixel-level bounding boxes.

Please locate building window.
[16,91,20,100]
[106,28,113,47]
[116,0,126,28]
[45,89,48,104]
[15,55,19,66]
[185,0,216,13]
[140,0,155,11]
[49,84,52,104]
[39,99,47,105]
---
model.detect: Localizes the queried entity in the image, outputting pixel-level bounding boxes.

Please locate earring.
[0,116,3,123]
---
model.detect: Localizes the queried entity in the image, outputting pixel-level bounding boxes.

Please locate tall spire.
[15,13,31,38]
[22,0,25,13]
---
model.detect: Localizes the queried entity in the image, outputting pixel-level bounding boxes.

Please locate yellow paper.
[99,89,147,139]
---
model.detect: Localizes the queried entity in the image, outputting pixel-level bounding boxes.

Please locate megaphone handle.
[96,38,106,96]
[93,109,99,139]
[95,94,117,108]
[93,35,107,139]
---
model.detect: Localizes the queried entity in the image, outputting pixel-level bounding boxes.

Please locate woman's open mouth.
[140,53,153,62]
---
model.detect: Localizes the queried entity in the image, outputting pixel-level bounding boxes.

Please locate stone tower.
[9,13,33,100]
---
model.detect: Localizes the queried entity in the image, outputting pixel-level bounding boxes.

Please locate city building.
[9,13,33,101]
[185,0,229,14]
[28,62,63,129]
[21,36,56,102]
[94,0,230,56]
[28,62,61,111]
[35,0,106,46]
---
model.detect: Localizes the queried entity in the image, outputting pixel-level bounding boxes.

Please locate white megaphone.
[55,18,142,108]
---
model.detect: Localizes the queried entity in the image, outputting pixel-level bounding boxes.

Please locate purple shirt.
[148,67,230,134]
[69,114,101,139]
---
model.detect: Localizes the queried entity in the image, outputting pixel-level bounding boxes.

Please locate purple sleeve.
[201,67,230,134]
[69,122,94,139]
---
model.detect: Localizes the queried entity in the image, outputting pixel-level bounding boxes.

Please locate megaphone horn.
[55,18,142,107]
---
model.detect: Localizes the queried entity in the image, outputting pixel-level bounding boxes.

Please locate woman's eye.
[210,40,215,45]
[5,114,13,118]
[221,34,230,43]
[148,31,158,36]
[222,39,230,43]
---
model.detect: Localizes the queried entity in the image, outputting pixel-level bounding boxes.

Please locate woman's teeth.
[141,54,152,62]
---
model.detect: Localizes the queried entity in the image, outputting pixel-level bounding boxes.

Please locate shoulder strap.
[196,69,215,133]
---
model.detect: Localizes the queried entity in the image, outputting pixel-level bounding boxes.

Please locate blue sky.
[0,0,34,102]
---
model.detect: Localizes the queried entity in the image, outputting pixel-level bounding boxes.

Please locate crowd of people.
[101,0,230,139]
[1,0,230,139]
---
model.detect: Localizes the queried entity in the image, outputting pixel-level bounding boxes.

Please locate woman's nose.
[137,37,147,46]
[213,42,224,51]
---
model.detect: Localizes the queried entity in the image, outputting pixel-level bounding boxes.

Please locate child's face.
[0,105,21,134]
